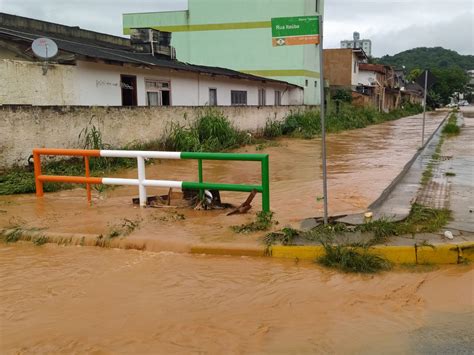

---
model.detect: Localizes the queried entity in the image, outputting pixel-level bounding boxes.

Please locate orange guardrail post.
[33,152,43,197]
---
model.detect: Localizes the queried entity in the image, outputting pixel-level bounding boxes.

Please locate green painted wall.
[123,0,324,104]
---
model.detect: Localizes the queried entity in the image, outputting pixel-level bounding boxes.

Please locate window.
[231,90,247,106]
[314,80,318,88]
[353,59,358,74]
[145,79,171,106]
[305,79,309,87]
[274,90,281,106]
[121,75,137,106]
[315,0,320,12]
[209,88,217,106]
[258,88,266,106]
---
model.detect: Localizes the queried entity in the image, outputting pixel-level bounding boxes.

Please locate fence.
[32,148,270,212]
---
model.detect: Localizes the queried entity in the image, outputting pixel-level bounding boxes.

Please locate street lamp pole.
[422,69,428,146]
[318,15,329,225]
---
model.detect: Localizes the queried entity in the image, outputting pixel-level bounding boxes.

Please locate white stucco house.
[0,13,303,107]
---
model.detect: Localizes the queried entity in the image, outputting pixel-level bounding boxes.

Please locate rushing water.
[1,244,472,354]
[0,113,446,252]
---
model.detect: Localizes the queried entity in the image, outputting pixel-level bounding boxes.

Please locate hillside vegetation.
[379,47,474,72]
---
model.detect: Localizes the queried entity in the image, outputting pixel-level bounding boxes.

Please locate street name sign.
[271,16,320,47]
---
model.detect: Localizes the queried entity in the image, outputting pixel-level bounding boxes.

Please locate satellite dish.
[32,37,58,60]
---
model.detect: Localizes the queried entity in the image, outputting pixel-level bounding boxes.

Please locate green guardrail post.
[261,155,270,212]
[198,159,204,199]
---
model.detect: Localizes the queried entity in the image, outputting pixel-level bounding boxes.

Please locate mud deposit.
[0,113,446,251]
[1,244,472,354]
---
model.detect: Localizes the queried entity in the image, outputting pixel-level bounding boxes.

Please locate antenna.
[31,37,58,75]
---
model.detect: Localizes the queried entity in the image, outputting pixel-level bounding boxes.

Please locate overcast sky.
[1,0,472,57]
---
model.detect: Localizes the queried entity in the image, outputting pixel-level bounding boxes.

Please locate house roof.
[359,63,391,74]
[404,82,424,96]
[0,13,301,88]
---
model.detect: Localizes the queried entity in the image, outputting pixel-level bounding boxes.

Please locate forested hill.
[378,47,474,72]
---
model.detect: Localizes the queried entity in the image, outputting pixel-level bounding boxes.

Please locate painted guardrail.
[32,149,270,212]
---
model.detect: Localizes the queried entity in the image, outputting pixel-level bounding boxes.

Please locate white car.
[458,100,469,106]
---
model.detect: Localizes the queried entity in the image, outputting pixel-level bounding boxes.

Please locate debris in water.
[444,230,454,240]
[132,196,158,206]
[227,190,257,216]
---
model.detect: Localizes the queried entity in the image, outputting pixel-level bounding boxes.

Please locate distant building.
[123,0,324,105]
[341,32,372,56]
[323,48,368,90]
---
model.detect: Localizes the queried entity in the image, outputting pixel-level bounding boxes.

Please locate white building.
[0,13,303,107]
[341,32,372,57]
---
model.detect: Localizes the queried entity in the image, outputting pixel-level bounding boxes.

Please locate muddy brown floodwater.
[0,244,473,354]
[0,112,446,251]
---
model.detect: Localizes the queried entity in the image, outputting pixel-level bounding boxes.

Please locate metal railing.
[33,148,270,212]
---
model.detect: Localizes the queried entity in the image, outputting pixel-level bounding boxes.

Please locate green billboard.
[271,16,320,46]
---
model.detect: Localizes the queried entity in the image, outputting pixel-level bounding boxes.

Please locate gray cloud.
[1,0,472,56]
[325,0,474,56]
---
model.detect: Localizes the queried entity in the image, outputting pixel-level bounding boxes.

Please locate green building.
[123,0,324,105]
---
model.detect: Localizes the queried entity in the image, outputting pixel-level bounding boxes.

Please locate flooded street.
[0,112,446,251]
[1,243,472,354]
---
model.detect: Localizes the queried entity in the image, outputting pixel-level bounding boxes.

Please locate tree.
[407,68,423,82]
[431,68,469,105]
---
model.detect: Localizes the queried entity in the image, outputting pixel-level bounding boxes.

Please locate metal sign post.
[422,69,428,146]
[271,15,327,224]
[318,15,329,225]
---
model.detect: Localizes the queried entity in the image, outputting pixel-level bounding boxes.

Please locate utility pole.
[422,69,428,146]
[318,15,329,225]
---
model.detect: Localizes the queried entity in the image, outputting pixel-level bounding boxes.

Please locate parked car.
[458,100,469,106]
[446,103,459,108]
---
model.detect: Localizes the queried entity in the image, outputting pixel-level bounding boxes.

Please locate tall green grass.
[163,109,251,152]
[263,102,423,139]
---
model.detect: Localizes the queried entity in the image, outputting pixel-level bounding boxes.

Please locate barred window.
[231,90,247,106]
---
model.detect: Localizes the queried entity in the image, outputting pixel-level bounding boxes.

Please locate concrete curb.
[270,242,474,265]
[2,228,472,265]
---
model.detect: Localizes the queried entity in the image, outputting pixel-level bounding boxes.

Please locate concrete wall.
[0,105,308,169]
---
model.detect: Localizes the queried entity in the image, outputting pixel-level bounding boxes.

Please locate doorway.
[121,75,137,106]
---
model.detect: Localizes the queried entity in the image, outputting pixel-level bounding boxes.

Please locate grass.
[318,240,392,273]
[355,218,399,245]
[108,218,141,238]
[231,211,276,234]
[264,227,300,246]
[163,108,251,152]
[0,225,45,244]
[442,113,460,136]
[263,204,451,272]
[263,102,424,139]
[32,235,49,246]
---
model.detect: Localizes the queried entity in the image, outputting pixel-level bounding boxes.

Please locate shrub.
[442,123,460,136]
[318,243,392,273]
[263,119,283,138]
